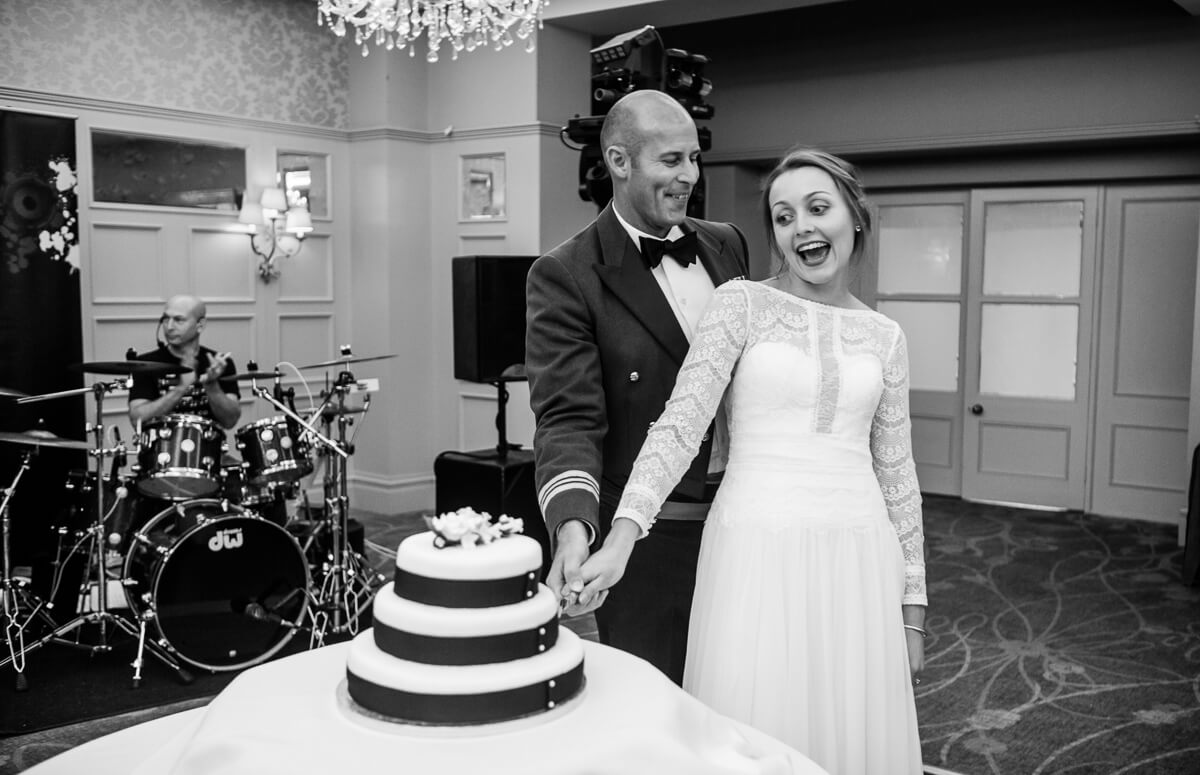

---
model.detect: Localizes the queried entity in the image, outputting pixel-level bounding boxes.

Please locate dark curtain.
[0,110,86,577]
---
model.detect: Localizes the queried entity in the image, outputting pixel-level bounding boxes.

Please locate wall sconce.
[238,186,312,282]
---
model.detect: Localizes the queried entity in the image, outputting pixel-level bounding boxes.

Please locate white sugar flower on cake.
[425,507,524,548]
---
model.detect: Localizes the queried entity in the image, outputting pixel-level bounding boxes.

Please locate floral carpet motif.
[917,496,1200,775]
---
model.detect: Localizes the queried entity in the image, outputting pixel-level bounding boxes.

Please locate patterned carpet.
[3,497,1198,774]
[916,495,1200,775]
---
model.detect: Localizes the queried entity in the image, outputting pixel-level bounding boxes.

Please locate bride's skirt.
[683,465,923,775]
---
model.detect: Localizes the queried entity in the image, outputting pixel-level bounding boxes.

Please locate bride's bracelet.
[903,624,928,639]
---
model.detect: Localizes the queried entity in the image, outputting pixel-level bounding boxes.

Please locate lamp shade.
[260,187,288,214]
[285,209,313,235]
[238,201,264,229]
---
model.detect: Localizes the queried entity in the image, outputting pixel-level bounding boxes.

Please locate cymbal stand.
[1,449,58,690]
[1,379,192,688]
[247,375,363,643]
[299,368,385,645]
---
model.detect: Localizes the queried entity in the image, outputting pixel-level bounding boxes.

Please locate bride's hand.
[573,519,639,611]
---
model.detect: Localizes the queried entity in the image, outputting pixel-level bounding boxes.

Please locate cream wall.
[9,0,1196,519]
[0,0,349,128]
[0,0,596,516]
[342,22,593,513]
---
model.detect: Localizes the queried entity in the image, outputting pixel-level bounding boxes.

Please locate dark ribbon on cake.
[394,567,539,608]
[346,662,585,725]
[374,613,560,665]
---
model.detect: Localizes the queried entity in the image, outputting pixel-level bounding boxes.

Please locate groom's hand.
[548,520,590,613]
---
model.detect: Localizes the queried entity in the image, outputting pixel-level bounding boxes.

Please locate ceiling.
[542,0,849,37]
[542,0,1199,39]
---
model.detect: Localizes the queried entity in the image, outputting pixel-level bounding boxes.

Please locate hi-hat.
[71,360,186,375]
[0,386,27,398]
[297,354,397,370]
[0,429,90,451]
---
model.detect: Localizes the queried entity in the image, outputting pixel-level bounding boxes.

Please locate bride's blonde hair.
[760,147,872,273]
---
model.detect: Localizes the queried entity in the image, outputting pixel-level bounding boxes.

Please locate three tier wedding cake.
[345,508,585,725]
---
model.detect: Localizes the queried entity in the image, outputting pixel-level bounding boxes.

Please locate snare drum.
[135,414,223,500]
[235,416,313,485]
[122,499,309,671]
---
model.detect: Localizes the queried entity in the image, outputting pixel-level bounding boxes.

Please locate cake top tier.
[396,510,541,583]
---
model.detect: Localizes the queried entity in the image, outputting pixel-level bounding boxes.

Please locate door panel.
[1090,184,1200,522]
[867,192,968,495]
[962,187,1099,509]
[979,303,1078,399]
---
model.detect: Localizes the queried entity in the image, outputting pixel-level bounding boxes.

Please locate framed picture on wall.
[277,150,329,219]
[460,153,506,221]
[91,129,245,210]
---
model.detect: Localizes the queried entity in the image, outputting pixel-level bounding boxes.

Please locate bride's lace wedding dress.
[615,280,926,774]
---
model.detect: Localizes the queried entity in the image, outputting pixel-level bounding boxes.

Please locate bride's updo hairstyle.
[760,147,873,273]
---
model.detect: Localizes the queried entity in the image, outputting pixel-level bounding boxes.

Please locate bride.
[578,148,927,774]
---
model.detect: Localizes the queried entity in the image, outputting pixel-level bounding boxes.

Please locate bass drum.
[123,499,310,671]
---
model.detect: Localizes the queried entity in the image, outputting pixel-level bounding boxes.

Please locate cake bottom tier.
[346,627,585,725]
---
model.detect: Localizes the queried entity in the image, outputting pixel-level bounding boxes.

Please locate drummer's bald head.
[165,294,206,322]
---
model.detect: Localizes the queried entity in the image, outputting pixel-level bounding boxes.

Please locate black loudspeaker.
[434,448,551,580]
[451,255,538,383]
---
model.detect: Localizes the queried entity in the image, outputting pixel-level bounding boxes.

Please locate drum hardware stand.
[297,366,385,644]
[1,449,60,690]
[5,379,194,687]
[246,370,355,642]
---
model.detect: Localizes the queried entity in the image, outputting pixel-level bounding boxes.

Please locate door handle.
[970,404,984,416]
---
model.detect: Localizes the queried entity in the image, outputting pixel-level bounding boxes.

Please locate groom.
[525,90,748,684]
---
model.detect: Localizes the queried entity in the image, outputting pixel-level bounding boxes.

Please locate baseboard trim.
[349,473,434,516]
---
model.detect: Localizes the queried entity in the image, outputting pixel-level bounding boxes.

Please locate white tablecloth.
[27,640,828,775]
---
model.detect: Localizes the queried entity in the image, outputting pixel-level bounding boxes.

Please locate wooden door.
[960,187,1100,509]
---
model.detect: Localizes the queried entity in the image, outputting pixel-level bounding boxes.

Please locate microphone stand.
[249,372,348,464]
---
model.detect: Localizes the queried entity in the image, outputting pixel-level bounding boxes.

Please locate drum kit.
[0,348,394,690]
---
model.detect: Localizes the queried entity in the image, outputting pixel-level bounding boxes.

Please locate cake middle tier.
[374,581,560,665]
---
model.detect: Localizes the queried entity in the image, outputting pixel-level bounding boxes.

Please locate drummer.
[128,295,241,430]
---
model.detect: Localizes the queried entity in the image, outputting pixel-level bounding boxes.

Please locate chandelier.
[316,1,548,62]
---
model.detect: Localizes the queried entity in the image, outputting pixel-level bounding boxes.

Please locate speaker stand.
[491,364,526,458]
[434,364,550,574]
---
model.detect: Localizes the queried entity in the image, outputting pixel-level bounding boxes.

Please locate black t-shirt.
[128,345,239,422]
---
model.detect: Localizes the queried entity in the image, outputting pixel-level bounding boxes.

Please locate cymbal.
[0,386,27,398]
[71,360,186,375]
[227,371,278,381]
[297,354,397,370]
[0,429,90,451]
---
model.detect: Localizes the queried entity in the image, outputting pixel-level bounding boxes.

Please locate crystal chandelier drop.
[316,0,548,63]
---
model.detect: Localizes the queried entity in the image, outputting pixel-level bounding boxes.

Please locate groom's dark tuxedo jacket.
[526,203,749,541]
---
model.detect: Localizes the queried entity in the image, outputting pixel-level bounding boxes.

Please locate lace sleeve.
[614,282,750,535]
[871,326,927,606]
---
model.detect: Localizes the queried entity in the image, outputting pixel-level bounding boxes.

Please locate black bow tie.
[640,231,699,269]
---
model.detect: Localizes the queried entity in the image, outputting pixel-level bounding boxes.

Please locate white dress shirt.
[613,206,728,475]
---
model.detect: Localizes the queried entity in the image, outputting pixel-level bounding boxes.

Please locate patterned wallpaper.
[0,0,349,129]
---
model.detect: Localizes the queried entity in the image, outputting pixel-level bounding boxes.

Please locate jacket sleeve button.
[629,371,639,382]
